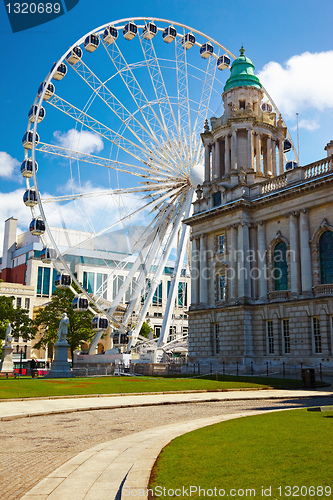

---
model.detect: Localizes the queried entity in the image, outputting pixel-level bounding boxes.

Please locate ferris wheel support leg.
[127,193,193,352]
[88,330,105,354]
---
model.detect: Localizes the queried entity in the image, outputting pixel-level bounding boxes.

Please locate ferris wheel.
[21,17,293,354]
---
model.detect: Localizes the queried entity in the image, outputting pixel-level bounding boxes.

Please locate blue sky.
[0,0,332,249]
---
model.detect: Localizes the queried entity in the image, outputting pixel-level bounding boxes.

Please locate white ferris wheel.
[21,17,294,354]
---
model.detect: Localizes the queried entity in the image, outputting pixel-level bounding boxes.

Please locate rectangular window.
[213,192,222,207]
[154,325,161,338]
[153,281,163,306]
[25,298,30,310]
[83,271,95,294]
[218,274,226,301]
[42,267,50,296]
[282,319,290,354]
[96,273,108,299]
[168,326,176,342]
[266,320,274,354]
[218,233,225,254]
[313,317,322,354]
[16,297,22,308]
[37,267,43,296]
[214,323,220,354]
[177,282,187,307]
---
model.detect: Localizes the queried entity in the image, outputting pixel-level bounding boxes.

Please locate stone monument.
[0,324,14,374]
[45,313,74,378]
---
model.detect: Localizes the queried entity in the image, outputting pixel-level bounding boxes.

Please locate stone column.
[278,139,284,176]
[300,209,313,295]
[211,143,216,180]
[267,136,272,175]
[237,222,251,299]
[191,236,200,305]
[224,135,231,175]
[215,140,221,179]
[204,145,210,183]
[229,225,238,299]
[231,130,237,170]
[199,234,208,305]
[248,129,254,170]
[255,133,261,173]
[271,140,277,176]
[257,221,268,301]
[289,211,300,295]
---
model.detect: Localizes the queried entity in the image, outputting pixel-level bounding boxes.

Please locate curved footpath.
[0,387,331,500]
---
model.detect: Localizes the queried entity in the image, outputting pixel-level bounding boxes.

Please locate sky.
[0,0,332,255]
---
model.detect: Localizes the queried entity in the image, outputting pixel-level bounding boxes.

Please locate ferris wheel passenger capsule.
[103,25,118,44]
[41,247,56,263]
[143,22,157,40]
[72,295,89,312]
[92,316,109,331]
[55,273,72,289]
[261,103,273,113]
[29,217,45,236]
[162,25,176,43]
[217,54,231,70]
[51,62,67,81]
[37,81,55,101]
[200,42,214,59]
[123,22,137,40]
[285,160,298,171]
[66,46,83,65]
[28,105,45,123]
[283,139,292,153]
[22,131,39,150]
[182,33,195,49]
[20,159,38,178]
[23,188,38,207]
[84,34,100,52]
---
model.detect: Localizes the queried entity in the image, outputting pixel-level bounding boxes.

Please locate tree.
[33,288,94,361]
[139,321,153,339]
[0,295,36,341]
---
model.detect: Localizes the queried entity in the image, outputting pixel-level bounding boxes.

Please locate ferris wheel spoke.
[138,32,179,139]
[101,39,169,145]
[46,94,173,172]
[36,142,175,180]
[191,50,220,164]
[175,33,192,161]
[69,59,165,151]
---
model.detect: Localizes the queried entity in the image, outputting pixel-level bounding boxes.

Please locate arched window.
[273,241,288,290]
[319,231,333,284]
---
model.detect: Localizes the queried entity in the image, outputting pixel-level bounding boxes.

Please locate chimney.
[1,217,17,272]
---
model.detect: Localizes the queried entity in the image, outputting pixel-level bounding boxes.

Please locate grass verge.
[0,374,304,399]
[149,409,333,499]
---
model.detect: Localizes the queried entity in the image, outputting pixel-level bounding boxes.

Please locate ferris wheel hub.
[189,164,204,188]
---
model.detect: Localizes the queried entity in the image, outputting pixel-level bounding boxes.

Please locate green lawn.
[150,409,333,499]
[0,374,303,399]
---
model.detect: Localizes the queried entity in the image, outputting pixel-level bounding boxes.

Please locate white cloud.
[0,152,20,179]
[53,129,104,154]
[258,51,333,119]
[291,119,320,131]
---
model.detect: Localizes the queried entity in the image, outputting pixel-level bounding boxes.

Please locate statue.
[57,313,69,343]
[4,324,12,346]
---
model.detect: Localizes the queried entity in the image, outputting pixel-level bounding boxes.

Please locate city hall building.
[185,48,333,369]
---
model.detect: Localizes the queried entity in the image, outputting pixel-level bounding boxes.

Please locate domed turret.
[224,46,262,92]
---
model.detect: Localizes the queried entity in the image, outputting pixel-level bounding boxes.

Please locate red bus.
[13,359,48,376]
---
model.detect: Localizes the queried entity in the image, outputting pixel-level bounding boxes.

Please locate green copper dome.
[224,47,262,92]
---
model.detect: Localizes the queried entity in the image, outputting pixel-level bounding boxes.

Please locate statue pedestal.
[45,341,74,378]
[0,345,14,373]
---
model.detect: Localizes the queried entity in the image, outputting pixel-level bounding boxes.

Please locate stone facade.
[185,49,333,369]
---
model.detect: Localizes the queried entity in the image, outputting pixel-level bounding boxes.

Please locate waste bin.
[302,368,316,388]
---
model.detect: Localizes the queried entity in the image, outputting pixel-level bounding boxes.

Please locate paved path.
[0,388,331,421]
[0,389,331,499]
